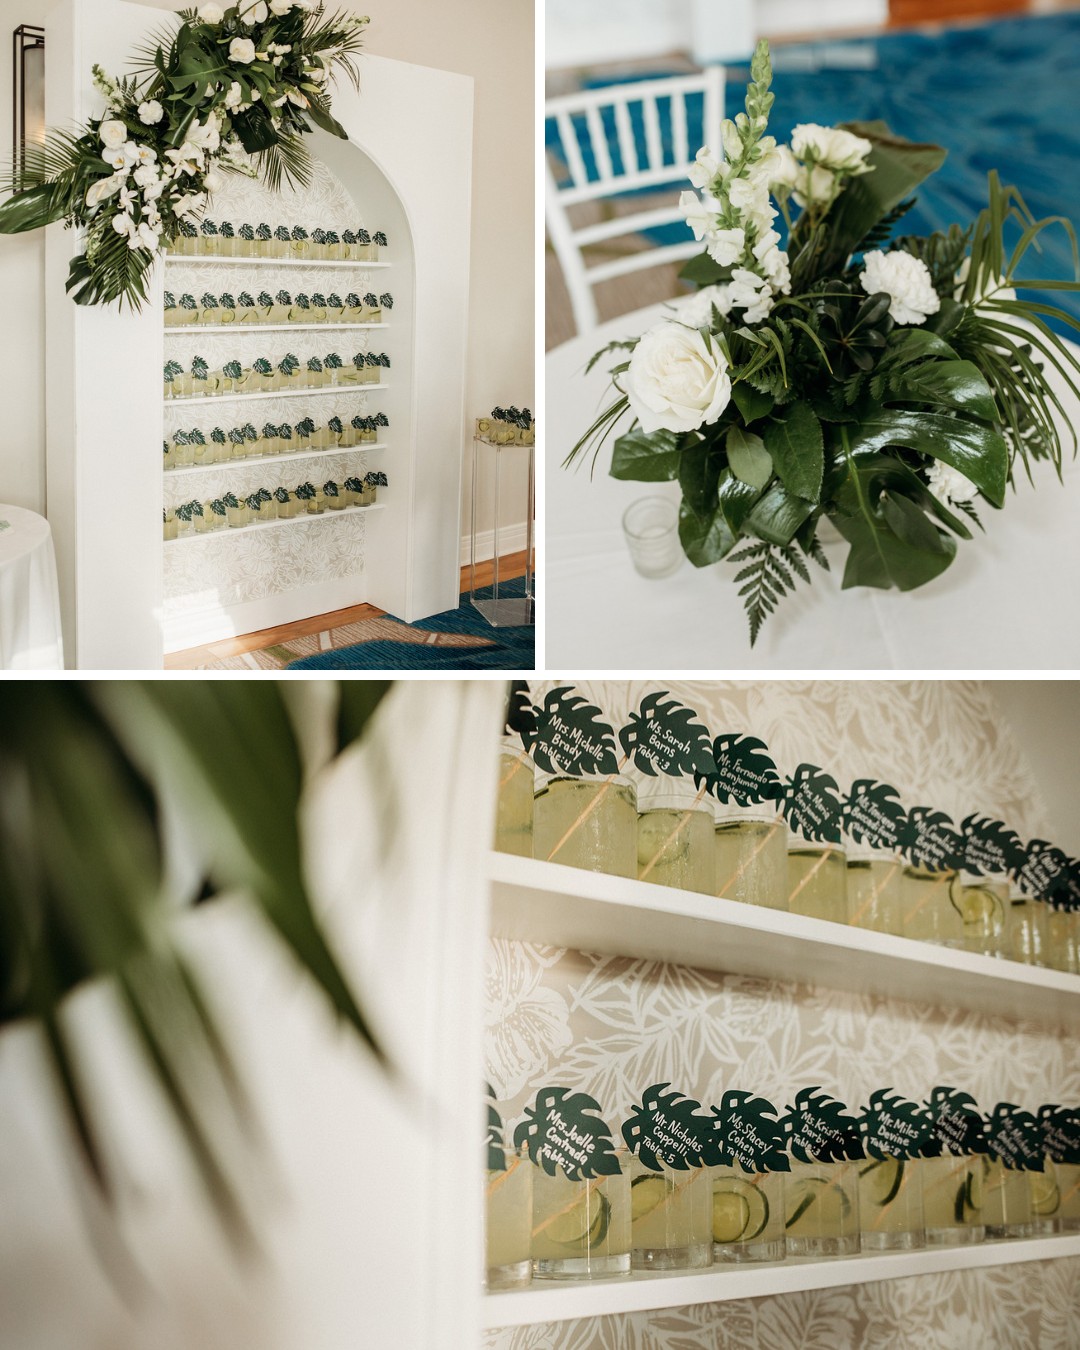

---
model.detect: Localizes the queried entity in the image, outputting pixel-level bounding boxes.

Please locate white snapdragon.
[624,321,733,434]
[99,119,128,149]
[707,227,746,268]
[927,459,978,504]
[860,250,941,326]
[138,100,164,125]
[229,37,257,64]
[729,268,775,324]
[197,2,225,21]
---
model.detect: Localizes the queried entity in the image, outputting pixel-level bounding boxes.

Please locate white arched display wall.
[44,0,473,668]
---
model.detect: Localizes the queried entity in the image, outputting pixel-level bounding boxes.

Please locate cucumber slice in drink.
[1030,1173,1060,1217]
[713,1177,769,1243]
[951,881,1004,931]
[964,1167,984,1214]
[545,1190,611,1248]
[863,1158,905,1207]
[630,1174,669,1223]
[785,1175,850,1228]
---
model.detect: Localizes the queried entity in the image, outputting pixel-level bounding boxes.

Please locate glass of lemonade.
[982,1158,1033,1238]
[532,774,637,877]
[922,1154,986,1245]
[636,789,715,895]
[1029,1159,1062,1234]
[485,1151,533,1290]
[1055,1162,1080,1231]
[713,803,788,910]
[846,848,904,935]
[902,865,961,946]
[495,745,533,857]
[711,1165,785,1262]
[531,1163,631,1279]
[858,1156,925,1250]
[953,873,1009,956]
[1045,901,1079,974]
[784,1160,860,1256]
[628,1159,712,1269]
[1005,885,1048,965]
[787,838,849,924]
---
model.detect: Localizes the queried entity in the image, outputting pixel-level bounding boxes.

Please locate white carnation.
[99,119,127,149]
[624,321,732,434]
[860,249,941,326]
[675,285,734,329]
[132,163,158,189]
[791,123,872,173]
[229,37,257,64]
[706,227,745,267]
[138,100,164,125]
[927,459,978,504]
[197,2,225,21]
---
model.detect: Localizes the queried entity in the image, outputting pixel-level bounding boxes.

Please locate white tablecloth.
[0,505,64,670]
[546,303,1080,669]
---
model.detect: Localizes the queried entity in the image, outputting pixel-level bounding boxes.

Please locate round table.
[0,505,65,670]
[546,302,1080,669]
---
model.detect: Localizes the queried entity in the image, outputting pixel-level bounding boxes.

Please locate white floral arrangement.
[0,2,368,307]
[569,42,1080,643]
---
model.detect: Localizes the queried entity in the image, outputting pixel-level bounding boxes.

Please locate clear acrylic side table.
[469,429,535,627]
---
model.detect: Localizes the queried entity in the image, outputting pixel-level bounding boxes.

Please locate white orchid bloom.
[84,172,126,208]
[239,0,268,22]
[111,211,135,236]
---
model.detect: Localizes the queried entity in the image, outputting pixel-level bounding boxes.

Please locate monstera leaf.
[843,780,909,853]
[694,733,782,806]
[513,1087,621,1180]
[1049,859,1080,912]
[617,692,715,779]
[960,814,1026,878]
[985,1103,1044,1171]
[528,687,619,778]
[713,1090,790,1173]
[1039,1104,1080,1165]
[503,680,536,745]
[1016,839,1071,899]
[860,1089,934,1161]
[486,1082,506,1172]
[904,806,964,871]
[621,1082,712,1172]
[780,764,843,845]
[925,1086,988,1157]
[782,1087,865,1164]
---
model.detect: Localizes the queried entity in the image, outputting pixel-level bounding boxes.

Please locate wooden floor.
[165,550,530,669]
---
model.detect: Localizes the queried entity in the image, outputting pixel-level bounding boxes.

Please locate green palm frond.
[305,8,368,89]
[257,134,313,193]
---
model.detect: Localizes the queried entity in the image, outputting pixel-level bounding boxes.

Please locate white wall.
[991,681,1080,859]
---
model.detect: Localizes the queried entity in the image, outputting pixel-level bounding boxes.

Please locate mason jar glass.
[902,865,961,946]
[846,847,904,935]
[784,1159,860,1256]
[1046,903,1079,974]
[532,774,637,877]
[495,745,533,858]
[982,1158,1033,1239]
[636,790,715,895]
[922,1153,986,1245]
[858,1155,925,1250]
[787,839,849,924]
[713,804,788,910]
[953,872,1010,957]
[1055,1162,1080,1231]
[628,1158,712,1270]
[1006,885,1048,965]
[711,1165,785,1262]
[531,1161,631,1280]
[485,1150,533,1290]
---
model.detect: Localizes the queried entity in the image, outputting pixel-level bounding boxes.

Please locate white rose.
[229,37,257,64]
[860,249,941,326]
[688,146,721,191]
[791,123,872,173]
[706,227,745,268]
[137,100,164,125]
[85,172,125,208]
[624,321,732,434]
[197,2,225,21]
[927,459,978,504]
[99,119,127,149]
[240,0,268,21]
[675,284,733,329]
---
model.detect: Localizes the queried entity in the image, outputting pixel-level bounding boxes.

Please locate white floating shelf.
[165,382,389,406]
[488,854,1080,1029]
[164,255,391,269]
[165,322,390,333]
[165,443,387,475]
[164,502,385,544]
[483,1233,1080,1329]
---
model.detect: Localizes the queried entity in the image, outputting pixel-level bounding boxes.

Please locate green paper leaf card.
[859,1089,934,1162]
[513,1086,622,1180]
[617,692,715,779]
[960,814,1026,879]
[1039,1105,1080,1166]
[526,686,619,778]
[1015,839,1070,899]
[694,733,782,807]
[621,1083,712,1172]
[903,806,964,872]
[780,764,843,845]
[486,1082,507,1172]
[503,680,535,745]
[782,1087,865,1164]
[711,1090,790,1174]
[925,1086,989,1157]
[1049,859,1080,913]
[984,1103,1044,1172]
[843,780,909,853]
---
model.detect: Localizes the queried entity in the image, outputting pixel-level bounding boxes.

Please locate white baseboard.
[460,522,529,568]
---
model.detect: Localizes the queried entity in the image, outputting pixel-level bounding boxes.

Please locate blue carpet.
[552,13,1080,336]
[288,577,535,671]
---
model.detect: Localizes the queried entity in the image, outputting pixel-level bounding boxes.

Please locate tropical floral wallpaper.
[483,681,1080,1349]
